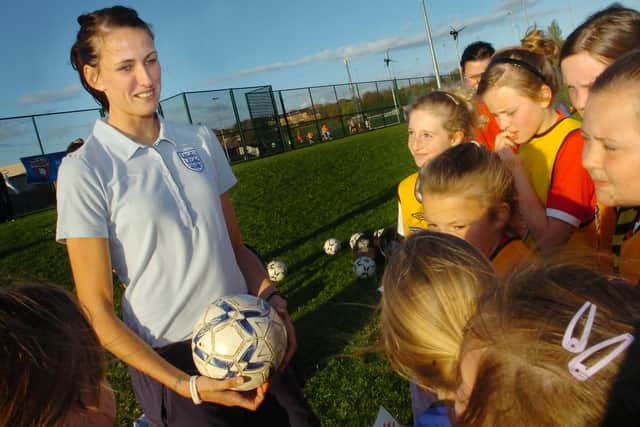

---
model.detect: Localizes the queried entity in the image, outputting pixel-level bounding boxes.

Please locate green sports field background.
[0,124,417,426]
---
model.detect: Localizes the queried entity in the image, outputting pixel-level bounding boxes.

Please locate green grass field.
[0,125,416,426]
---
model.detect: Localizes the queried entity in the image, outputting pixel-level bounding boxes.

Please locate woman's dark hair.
[0,283,106,427]
[70,5,154,111]
[461,41,495,71]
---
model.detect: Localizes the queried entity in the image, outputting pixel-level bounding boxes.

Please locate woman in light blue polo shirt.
[57,6,318,427]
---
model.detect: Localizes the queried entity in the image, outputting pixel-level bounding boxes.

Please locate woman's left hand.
[268,294,297,371]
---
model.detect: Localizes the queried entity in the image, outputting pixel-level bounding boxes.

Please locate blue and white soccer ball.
[353,256,376,279]
[323,238,342,255]
[191,294,288,391]
[267,260,287,282]
[349,232,364,249]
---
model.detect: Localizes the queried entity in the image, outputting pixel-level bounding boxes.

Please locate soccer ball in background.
[323,238,342,255]
[355,236,371,252]
[267,260,287,282]
[373,228,385,240]
[353,256,376,279]
[191,294,287,391]
[349,232,363,250]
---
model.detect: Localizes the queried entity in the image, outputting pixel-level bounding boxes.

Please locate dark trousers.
[0,182,12,222]
[129,341,320,427]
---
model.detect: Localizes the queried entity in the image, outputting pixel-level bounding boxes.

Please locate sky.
[0,0,625,166]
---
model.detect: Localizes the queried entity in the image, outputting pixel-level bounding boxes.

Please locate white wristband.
[189,375,202,405]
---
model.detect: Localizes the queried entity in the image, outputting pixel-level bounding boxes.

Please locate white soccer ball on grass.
[323,238,342,255]
[267,260,287,282]
[349,232,363,249]
[191,294,287,391]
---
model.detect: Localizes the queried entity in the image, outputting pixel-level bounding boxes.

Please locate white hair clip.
[562,301,597,354]
[562,301,634,381]
[568,333,634,381]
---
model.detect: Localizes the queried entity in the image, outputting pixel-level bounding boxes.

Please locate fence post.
[182,93,193,124]
[333,85,347,137]
[31,117,45,155]
[393,78,403,122]
[229,89,247,160]
[269,89,286,153]
[278,91,294,150]
[308,88,321,142]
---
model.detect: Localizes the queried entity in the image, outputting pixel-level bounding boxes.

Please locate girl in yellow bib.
[420,143,535,278]
[582,50,640,284]
[397,91,475,238]
[477,29,596,256]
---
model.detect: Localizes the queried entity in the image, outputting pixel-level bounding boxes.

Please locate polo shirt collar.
[93,117,178,161]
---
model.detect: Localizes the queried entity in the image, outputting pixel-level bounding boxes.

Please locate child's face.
[483,85,550,145]
[423,194,504,257]
[582,90,640,207]
[561,52,608,117]
[408,109,456,168]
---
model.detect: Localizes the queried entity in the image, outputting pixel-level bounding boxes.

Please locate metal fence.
[0,74,441,173]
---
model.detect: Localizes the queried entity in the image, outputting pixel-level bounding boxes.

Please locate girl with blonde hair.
[456,263,640,426]
[477,29,596,255]
[582,49,640,284]
[380,231,498,426]
[419,143,534,278]
[397,91,477,238]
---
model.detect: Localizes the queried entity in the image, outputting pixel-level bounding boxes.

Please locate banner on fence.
[20,151,66,183]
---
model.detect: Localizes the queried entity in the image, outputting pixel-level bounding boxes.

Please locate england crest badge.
[178,149,204,172]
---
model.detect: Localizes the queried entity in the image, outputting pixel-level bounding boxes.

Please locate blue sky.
[0,0,623,166]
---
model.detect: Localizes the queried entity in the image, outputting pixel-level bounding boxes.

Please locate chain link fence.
[0,75,439,216]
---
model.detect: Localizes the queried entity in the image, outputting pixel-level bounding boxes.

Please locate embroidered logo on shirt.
[178,149,204,172]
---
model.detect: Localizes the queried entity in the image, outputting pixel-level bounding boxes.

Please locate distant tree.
[547,19,564,47]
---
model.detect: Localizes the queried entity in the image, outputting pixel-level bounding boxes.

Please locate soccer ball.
[355,236,371,252]
[349,232,363,249]
[267,260,287,282]
[373,228,385,240]
[323,238,342,255]
[353,256,376,279]
[191,294,288,391]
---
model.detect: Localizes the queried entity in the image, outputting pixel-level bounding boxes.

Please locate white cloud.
[204,2,566,85]
[18,84,83,105]
[494,0,542,15]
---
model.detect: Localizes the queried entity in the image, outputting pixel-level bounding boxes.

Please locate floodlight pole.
[385,51,401,123]
[454,38,463,82]
[522,0,530,28]
[344,57,361,115]
[420,0,442,88]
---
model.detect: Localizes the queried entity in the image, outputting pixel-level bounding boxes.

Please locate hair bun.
[521,27,559,59]
[77,14,91,27]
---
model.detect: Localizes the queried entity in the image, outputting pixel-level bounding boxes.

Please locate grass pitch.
[0,124,415,426]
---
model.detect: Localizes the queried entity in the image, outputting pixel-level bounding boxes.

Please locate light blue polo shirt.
[56,118,247,347]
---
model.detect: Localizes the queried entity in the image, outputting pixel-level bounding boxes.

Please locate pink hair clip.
[562,301,634,381]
